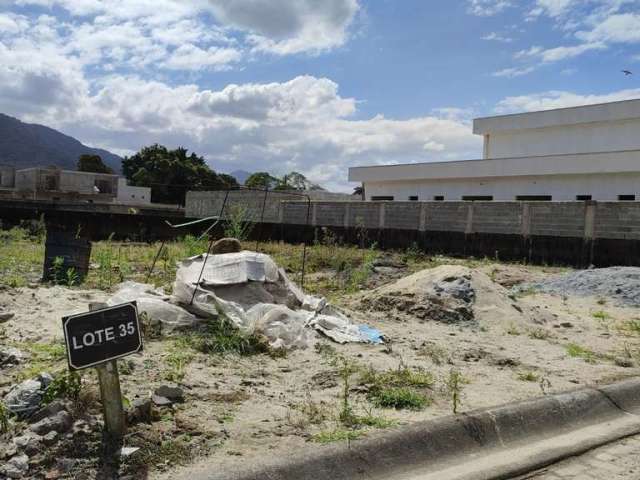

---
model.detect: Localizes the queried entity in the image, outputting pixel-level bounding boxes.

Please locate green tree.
[275,171,325,191]
[218,173,240,189]
[244,172,279,190]
[122,144,227,205]
[77,154,113,174]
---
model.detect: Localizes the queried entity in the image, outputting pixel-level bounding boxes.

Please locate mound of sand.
[357,265,551,327]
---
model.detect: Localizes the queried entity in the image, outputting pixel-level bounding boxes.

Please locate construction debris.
[104,250,383,348]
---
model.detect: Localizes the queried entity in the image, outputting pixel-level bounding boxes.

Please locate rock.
[560,322,574,328]
[29,400,68,424]
[0,347,26,367]
[2,454,29,478]
[210,238,242,255]
[152,385,184,406]
[73,420,93,435]
[42,431,59,446]
[615,357,634,368]
[30,411,73,435]
[3,372,53,417]
[127,397,153,424]
[0,311,15,322]
[13,433,42,456]
[55,458,77,474]
[373,266,401,275]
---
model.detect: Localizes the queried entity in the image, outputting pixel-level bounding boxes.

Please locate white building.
[349,99,640,202]
[116,177,151,205]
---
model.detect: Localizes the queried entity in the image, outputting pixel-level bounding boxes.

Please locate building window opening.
[462,196,493,201]
[619,195,636,201]
[576,195,592,201]
[408,195,418,201]
[371,196,394,201]
[433,195,444,201]
[516,195,552,201]
[44,175,57,191]
[94,179,113,194]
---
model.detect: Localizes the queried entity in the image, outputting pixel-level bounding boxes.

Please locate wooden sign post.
[62,302,143,439]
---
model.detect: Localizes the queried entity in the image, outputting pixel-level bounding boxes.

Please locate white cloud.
[162,44,242,71]
[0,13,29,34]
[516,42,606,63]
[467,0,512,17]
[577,13,640,44]
[493,1,639,77]
[493,66,536,78]
[481,32,513,42]
[208,0,360,55]
[494,88,640,114]
[528,0,576,19]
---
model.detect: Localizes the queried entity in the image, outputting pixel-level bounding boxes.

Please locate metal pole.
[255,187,269,252]
[90,302,125,439]
[145,240,166,284]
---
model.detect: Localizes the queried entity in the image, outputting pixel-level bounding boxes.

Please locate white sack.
[107,281,199,332]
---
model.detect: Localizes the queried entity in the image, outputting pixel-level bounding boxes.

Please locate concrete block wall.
[470,202,522,235]
[594,202,640,240]
[424,202,469,232]
[314,202,347,227]
[529,203,585,238]
[385,203,421,230]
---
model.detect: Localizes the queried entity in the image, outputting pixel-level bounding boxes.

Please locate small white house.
[349,99,640,202]
[116,178,151,205]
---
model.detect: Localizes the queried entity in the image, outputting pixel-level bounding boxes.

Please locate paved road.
[513,434,640,479]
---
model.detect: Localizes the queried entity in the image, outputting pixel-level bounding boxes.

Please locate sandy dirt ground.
[1,262,640,479]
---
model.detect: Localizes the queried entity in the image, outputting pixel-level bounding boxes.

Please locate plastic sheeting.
[107,281,200,332]
[172,251,384,347]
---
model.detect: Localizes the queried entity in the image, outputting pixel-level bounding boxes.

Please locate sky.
[0,0,639,191]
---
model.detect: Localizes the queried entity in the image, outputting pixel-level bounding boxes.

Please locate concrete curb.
[189,378,640,480]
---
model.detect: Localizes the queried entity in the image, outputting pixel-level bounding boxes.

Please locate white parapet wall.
[116,178,151,205]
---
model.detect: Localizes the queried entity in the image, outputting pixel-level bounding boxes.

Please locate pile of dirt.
[525,267,640,307]
[356,265,549,327]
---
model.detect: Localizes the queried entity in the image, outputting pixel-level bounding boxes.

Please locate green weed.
[181,317,269,356]
[42,371,83,404]
[163,339,195,381]
[517,371,540,382]
[312,429,364,444]
[0,401,12,433]
[445,369,468,414]
[362,364,433,411]
[565,343,597,363]
[528,328,552,340]
[369,387,429,410]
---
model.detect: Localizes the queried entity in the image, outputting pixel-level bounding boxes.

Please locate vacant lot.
[1,226,639,479]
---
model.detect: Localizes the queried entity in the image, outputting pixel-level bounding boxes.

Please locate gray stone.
[30,410,73,435]
[42,431,59,446]
[127,397,152,424]
[152,385,184,405]
[0,347,26,367]
[13,433,42,456]
[615,357,634,368]
[72,420,92,435]
[0,311,15,323]
[2,454,29,479]
[29,400,68,424]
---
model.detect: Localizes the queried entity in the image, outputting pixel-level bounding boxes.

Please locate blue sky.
[0,0,639,190]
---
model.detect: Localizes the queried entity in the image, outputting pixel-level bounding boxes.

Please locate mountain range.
[0,113,122,172]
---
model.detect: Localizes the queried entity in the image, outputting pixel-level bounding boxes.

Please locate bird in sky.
[622,70,633,75]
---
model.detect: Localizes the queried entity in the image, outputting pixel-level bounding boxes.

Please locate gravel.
[525,267,640,307]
